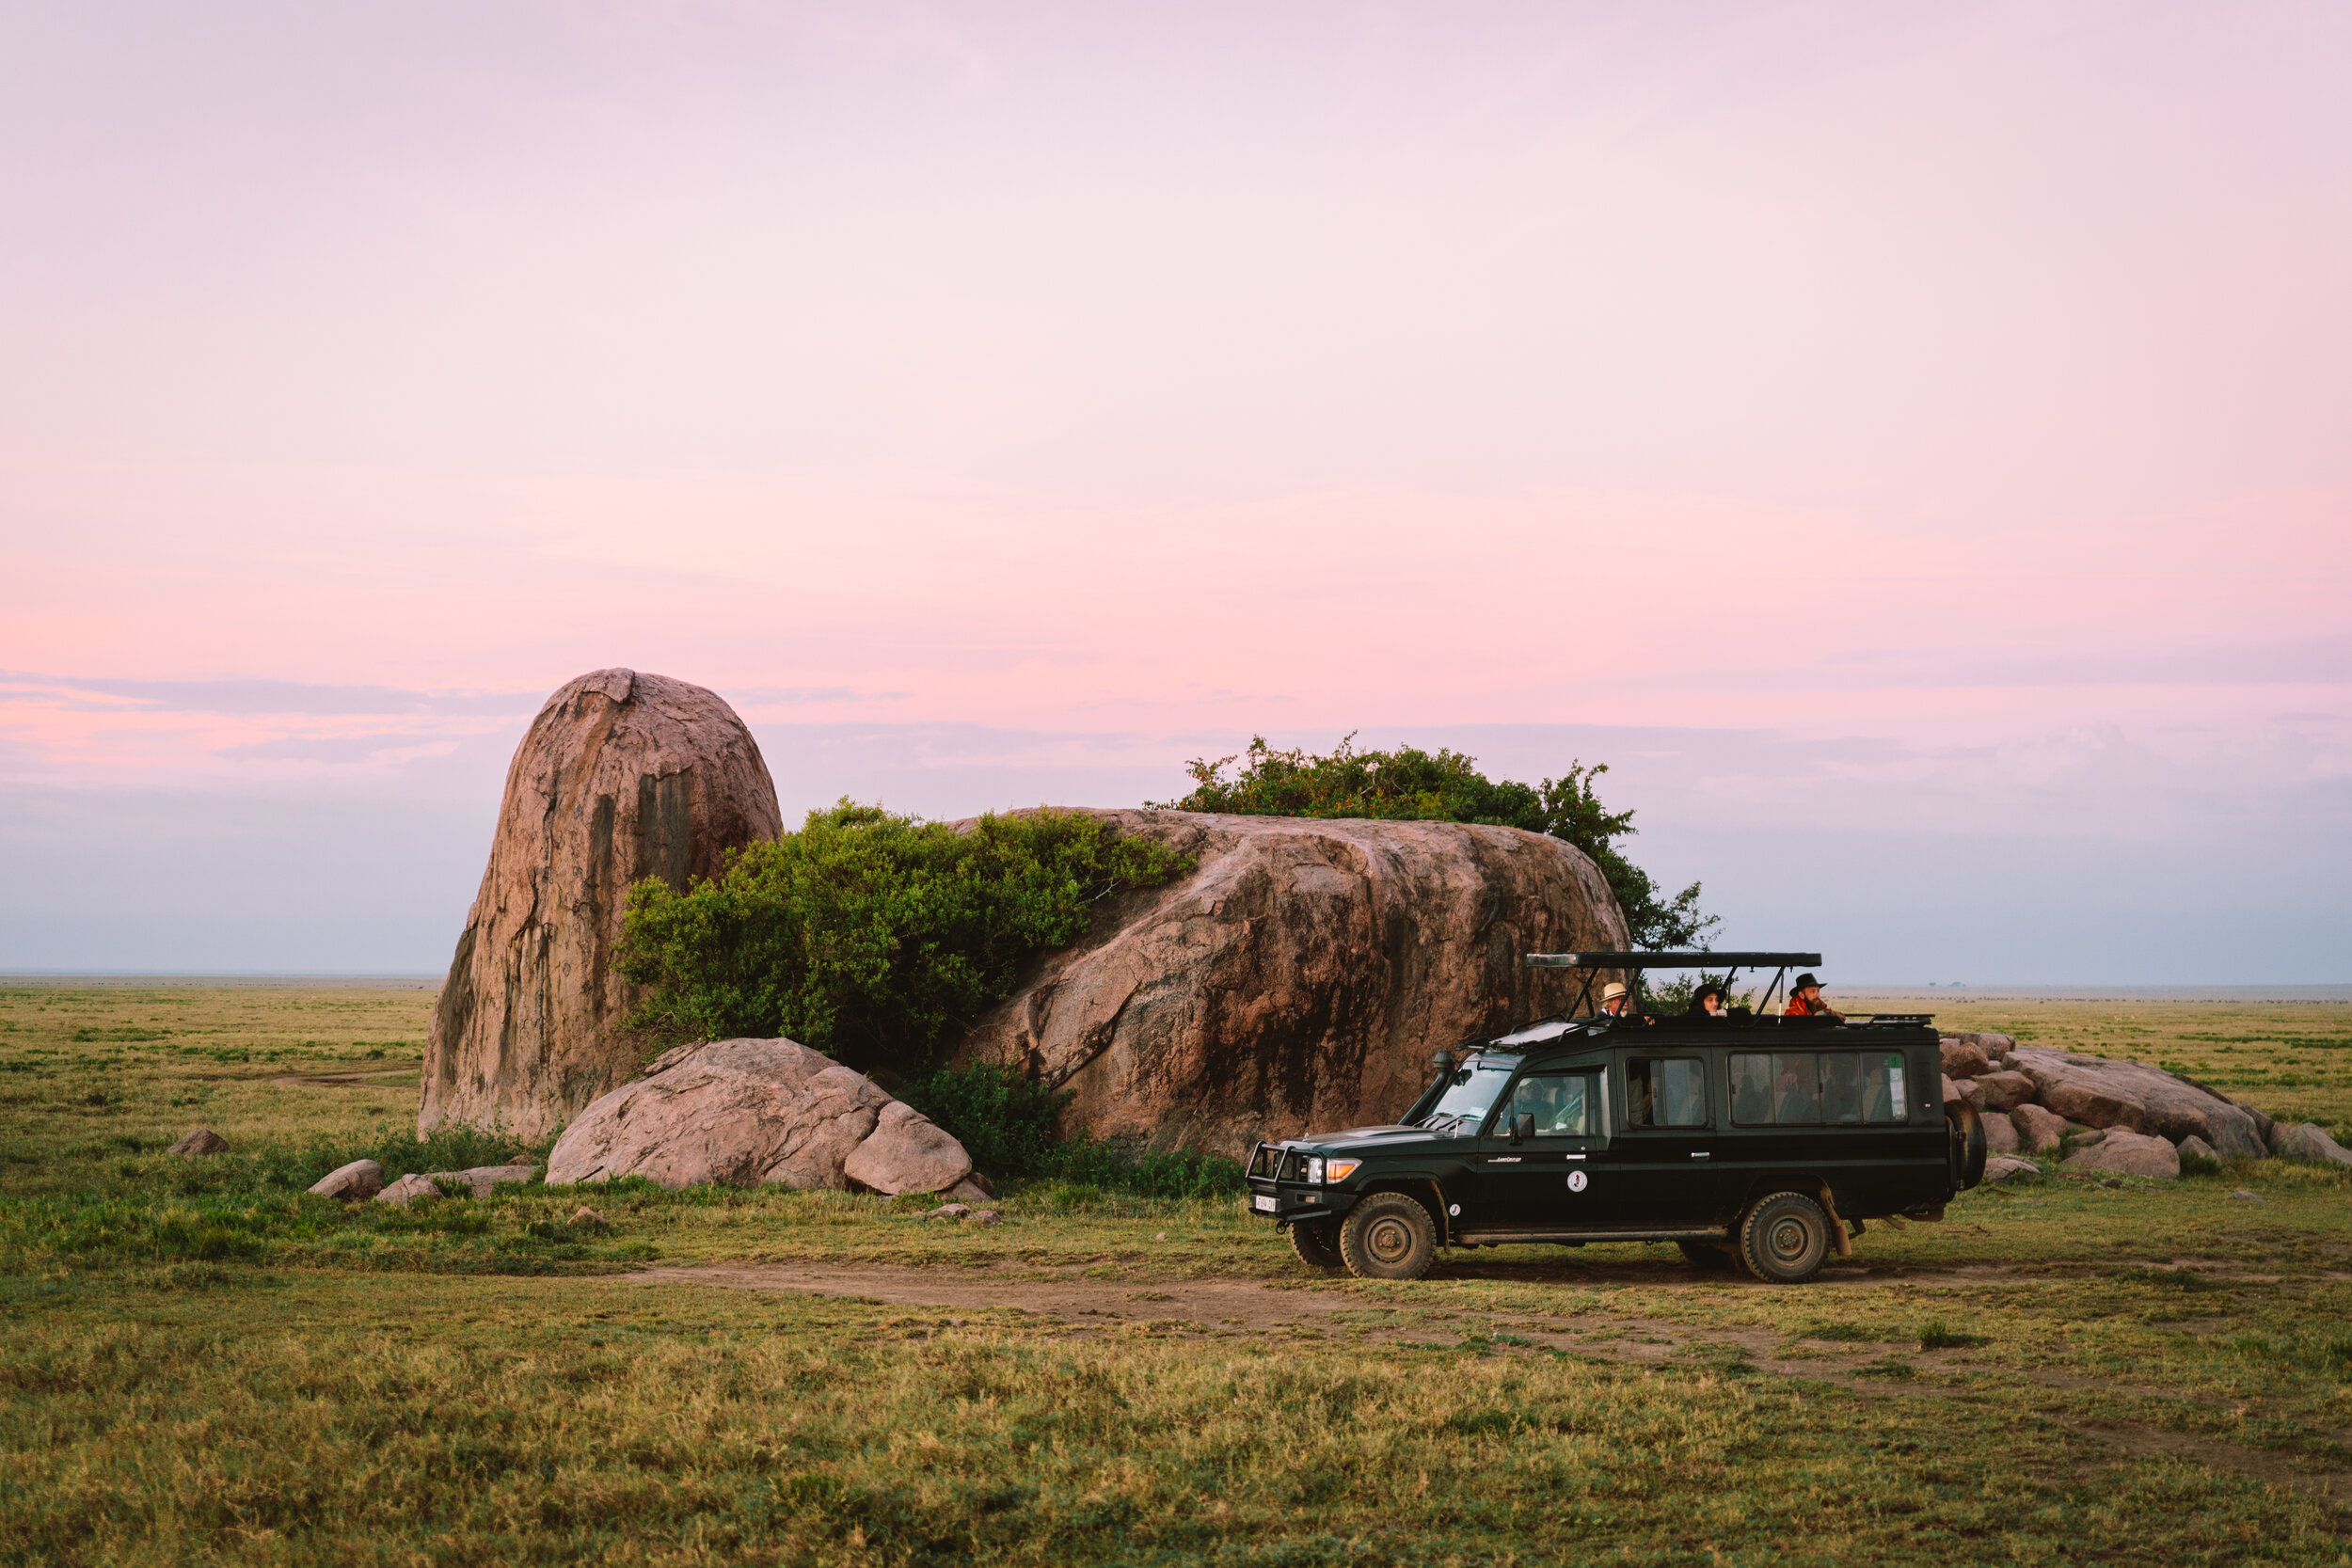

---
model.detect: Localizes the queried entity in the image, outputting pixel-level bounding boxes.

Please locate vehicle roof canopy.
[1524,951,1822,969]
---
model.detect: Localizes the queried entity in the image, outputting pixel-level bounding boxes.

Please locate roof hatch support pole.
[1759,967,1788,1016]
[1571,973,1597,1019]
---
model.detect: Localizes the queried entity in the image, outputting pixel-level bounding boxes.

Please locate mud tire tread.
[1338,1193,1438,1281]
[1288,1218,1343,1270]
[1738,1192,1831,1284]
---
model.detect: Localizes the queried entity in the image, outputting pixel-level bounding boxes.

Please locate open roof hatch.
[1524,951,1826,1019]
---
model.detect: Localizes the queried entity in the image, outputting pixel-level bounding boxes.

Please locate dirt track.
[621,1259,2351,1504]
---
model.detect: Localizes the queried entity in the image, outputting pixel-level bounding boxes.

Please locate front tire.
[1738,1193,1831,1284]
[1338,1194,1438,1281]
[1288,1218,1343,1270]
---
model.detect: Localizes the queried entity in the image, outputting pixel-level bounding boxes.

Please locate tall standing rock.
[955,809,1627,1156]
[420,670,782,1141]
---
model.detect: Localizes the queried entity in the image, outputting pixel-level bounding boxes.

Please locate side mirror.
[1431,1049,1456,1075]
[1512,1112,1535,1145]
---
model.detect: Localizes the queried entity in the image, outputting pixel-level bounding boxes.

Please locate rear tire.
[1288,1218,1343,1270]
[1338,1194,1438,1281]
[1738,1193,1831,1284]
[1678,1240,1734,1272]
[1947,1103,1988,1191]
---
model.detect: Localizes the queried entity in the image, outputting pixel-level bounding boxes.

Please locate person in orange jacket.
[1783,973,1845,1022]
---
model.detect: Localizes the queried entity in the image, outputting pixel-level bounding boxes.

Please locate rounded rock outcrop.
[420,670,783,1141]
[545,1037,982,1198]
[955,809,1626,1156]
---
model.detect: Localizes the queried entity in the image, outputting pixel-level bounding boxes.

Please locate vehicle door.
[1473,1063,1613,1229]
[1609,1051,1722,1227]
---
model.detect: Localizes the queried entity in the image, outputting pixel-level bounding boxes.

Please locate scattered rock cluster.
[1941,1031,2350,1182]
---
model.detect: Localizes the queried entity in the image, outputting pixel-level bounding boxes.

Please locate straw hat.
[1601,982,1629,1003]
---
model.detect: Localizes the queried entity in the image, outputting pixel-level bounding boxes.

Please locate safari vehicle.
[1247,952,1987,1284]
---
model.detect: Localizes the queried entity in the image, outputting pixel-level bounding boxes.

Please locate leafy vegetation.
[899,1063,1247,1198]
[617,803,1193,1069]
[1155,734,1717,948]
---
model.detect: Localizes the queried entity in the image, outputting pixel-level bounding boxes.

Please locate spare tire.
[1947,1101,1987,1191]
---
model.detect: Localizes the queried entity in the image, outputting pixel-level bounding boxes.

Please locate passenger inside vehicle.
[1685,984,1727,1019]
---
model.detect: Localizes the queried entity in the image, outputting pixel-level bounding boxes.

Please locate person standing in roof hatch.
[1686,983,1728,1019]
[1782,973,1845,1022]
[1598,982,1633,1017]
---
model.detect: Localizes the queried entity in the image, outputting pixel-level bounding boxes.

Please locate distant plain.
[1,980,2346,1564]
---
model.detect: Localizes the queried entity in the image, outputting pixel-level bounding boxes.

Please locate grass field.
[2,981,2348,1564]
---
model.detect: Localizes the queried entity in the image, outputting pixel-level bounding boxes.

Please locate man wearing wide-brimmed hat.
[1598,981,1632,1017]
[1782,972,1844,1022]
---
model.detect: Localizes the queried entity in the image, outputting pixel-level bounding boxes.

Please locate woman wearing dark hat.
[1686,983,1728,1019]
[1783,974,1845,1022]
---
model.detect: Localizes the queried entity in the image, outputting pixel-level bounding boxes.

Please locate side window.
[1732,1052,1909,1125]
[1626,1057,1708,1128]
[1494,1071,1602,1137]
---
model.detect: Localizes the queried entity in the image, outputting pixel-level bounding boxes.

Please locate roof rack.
[1524,951,1822,970]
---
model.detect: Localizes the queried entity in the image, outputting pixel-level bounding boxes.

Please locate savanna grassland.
[2,982,2349,1566]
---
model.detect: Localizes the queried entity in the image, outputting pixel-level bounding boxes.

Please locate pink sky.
[2,3,2347,975]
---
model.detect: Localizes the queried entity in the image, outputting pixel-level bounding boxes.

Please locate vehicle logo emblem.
[1566,1170,1589,1193]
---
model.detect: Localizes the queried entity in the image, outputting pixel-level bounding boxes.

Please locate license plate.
[1252,1194,1278,1213]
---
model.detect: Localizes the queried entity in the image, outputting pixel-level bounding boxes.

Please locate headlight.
[1323,1159,1360,1183]
[1306,1157,1324,1184]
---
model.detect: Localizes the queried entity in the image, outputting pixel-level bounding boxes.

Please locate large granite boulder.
[956,809,1625,1155]
[420,671,783,1142]
[2011,1047,2269,1160]
[545,1037,983,1197]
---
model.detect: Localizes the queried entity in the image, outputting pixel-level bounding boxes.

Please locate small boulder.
[1983,1115,2021,1155]
[1942,1074,1965,1108]
[169,1128,229,1156]
[376,1172,441,1206]
[309,1159,386,1201]
[569,1206,608,1227]
[928,1203,972,1221]
[2271,1122,2352,1167]
[2230,1189,2264,1202]
[2060,1128,2179,1180]
[2176,1134,2219,1163]
[943,1178,993,1205]
[2010,1103,2067,1153]
[1940,1038,1994,1078]
[1974,1070,2037,1112]
[841,1101,976,1197]
[971,1209,1001,1227]
[1982,1155,2039,1184]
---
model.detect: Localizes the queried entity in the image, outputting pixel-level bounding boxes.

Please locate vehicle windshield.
[1418,1057,1520,1134]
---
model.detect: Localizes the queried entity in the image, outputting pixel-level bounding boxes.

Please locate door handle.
[1691,1151,1711,1160]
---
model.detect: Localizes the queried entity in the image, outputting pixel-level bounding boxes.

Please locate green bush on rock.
[617,802,1193,1069]
[1154,734,1715,949]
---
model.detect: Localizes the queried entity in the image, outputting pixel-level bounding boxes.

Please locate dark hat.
[1791,973,1821,990]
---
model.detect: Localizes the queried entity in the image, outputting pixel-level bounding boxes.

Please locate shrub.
[617,803,1193,1069]
[1154,735,1714,949]
[901,1063,1247,1197]
[898,1063,1069,1182]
